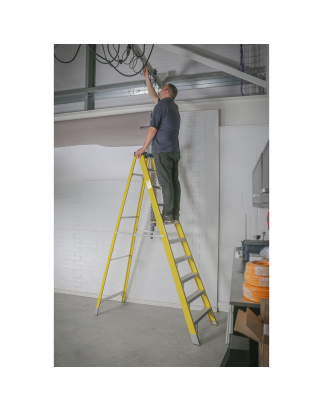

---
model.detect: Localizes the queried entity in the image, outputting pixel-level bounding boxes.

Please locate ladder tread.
[193,307,212,325]
[111,254,130,261]
[152,185,162,190]
[186,289,205,304]
[169,237,186,245]
[181,272,198,284]
[150,220,178,226]
[101,291,124,303]
[175,255,192,264]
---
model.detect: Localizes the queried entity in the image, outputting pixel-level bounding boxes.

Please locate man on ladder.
[95,68,217,346]
[135,67,181,224]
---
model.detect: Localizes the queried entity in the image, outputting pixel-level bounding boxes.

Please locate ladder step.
[158,203,164,207]
[115,231,164,238]
[181,272,198,284]
[152,185,162,190]
[111,255,130,261]
[169,237,186,245]
[186,289,205,304]
[175,255,192,264]
[101,291,124,303]
[150,219,177,226]
[132,173,143,177]
[193,307,212,325]
[148,168,157,172]
[121,216,138,219]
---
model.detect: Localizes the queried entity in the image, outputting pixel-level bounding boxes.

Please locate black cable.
[55,44,156,80]
[87,45,110,64]
[54,44,82,63]
[107,44,120,63]
[101,44,108,61]
[110,44,154,77]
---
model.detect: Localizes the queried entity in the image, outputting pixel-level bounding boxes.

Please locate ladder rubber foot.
[211,321,218,326]
[95,308,99,316]
[190,334,200,345]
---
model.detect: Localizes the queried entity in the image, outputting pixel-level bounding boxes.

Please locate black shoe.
[163,215,173,223]
[172,216,179,223]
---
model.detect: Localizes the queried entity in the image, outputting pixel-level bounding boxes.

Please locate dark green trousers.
[153,152,181,219]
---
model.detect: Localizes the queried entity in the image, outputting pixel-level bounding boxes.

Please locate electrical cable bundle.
[243,260,269,303]
[54,44,158,87]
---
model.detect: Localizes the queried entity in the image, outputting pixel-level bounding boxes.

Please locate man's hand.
[142,67,149,80]
[135,147,145,158]
[142,67,158,104]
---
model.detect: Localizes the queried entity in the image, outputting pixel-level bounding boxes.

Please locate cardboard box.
[234,298,269,367]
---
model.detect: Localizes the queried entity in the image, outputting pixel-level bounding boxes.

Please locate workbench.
[220,250,261,367]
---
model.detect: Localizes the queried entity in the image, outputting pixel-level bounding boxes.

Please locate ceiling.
[54,44,268,183]
[54,44,267,114]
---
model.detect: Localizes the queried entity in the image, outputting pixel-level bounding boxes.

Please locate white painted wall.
[55,110,220,312]
[54,95,269,312]
[55,146,139,183]
[218,125,269,309]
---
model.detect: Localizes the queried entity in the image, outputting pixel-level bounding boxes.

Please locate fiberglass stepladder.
[94,152,217,345]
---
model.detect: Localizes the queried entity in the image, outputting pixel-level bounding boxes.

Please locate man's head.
[159,83,178,100]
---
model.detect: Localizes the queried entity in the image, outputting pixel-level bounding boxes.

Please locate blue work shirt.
[150,97,181,153]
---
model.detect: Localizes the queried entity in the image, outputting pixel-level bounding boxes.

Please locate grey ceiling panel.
[95,45,241,86]
[54,44,86,91]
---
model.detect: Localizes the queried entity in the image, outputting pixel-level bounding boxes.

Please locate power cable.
[55,44,156,80]
[54,44,82,63]
[87,44,156,78]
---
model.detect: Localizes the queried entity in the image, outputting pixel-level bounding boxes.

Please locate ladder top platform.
[133,152,154,158]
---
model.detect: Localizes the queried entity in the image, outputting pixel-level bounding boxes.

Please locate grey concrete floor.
[54,293,228,367]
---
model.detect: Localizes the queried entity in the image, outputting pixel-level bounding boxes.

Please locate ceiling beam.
[54,68,265,106]
[157,44,266,89]
[85,45,96,110]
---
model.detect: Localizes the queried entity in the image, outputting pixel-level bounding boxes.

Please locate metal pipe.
[132,44,164,88]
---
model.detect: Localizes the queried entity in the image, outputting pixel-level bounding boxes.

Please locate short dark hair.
[166,83,178,99]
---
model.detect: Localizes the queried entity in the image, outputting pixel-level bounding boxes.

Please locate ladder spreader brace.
[94,152,217,346]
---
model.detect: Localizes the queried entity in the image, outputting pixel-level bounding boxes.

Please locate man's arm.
[143,67,159,104]
[135,127,157,158]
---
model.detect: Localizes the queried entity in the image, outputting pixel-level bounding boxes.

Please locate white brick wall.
[218,125,269,304]
[54,111,218,310]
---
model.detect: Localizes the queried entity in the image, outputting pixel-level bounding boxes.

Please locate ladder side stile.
[121,156,148,302]
[151,158,157,172]
[175,223,218,326]
[95,156,137,315]
[139,156,198,340]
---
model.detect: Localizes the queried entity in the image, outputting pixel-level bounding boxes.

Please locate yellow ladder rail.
[95,156,137,315]
[121,157,149,302]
